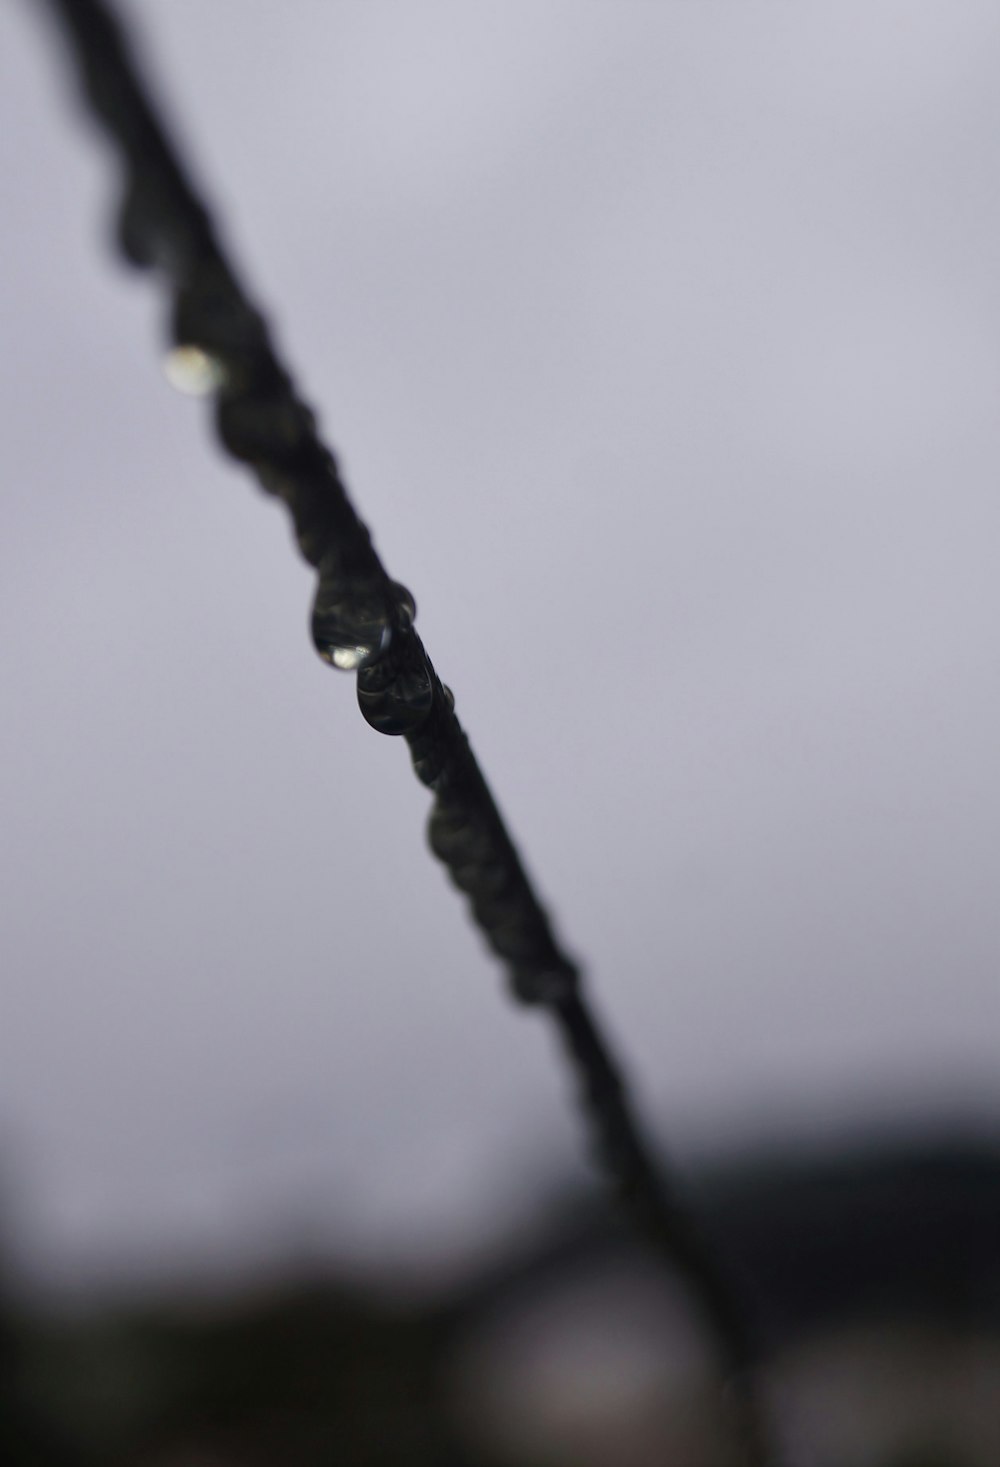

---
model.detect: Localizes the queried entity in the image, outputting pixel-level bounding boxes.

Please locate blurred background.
[2,2,1000,1462]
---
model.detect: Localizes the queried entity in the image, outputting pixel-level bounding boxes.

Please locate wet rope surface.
[41,2,775,1460]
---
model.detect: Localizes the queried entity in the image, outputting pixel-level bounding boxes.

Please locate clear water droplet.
[164,345,227,396]
[311,584,392,672]
[358,650,433,735]
[441,685,455,710]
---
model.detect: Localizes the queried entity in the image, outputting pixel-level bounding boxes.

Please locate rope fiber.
[40,2,776,1461]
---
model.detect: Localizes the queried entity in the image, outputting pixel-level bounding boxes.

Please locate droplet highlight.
[330,642,382,671]
[164,345,226,396]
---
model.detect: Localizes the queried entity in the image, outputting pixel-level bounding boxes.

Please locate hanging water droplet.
[311,583,392,672]
[441,685,455,711]
[164,344,227,396]
[358,648,433,735]
[172,276,263,376]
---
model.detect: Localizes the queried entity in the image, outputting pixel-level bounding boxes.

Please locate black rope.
[39,2,776,1461]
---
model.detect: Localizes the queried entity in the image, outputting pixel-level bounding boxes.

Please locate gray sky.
[2,0,999,1299]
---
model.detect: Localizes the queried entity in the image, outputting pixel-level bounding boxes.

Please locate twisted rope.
[40,2,776,1460]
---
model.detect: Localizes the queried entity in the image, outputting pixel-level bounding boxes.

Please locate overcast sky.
[2,0,999,1300]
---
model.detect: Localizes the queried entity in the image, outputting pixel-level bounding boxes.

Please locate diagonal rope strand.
[38,2,777,1460]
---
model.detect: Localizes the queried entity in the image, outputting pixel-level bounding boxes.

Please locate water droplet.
[172,277,263,375]
[358,647,433,735]
[314,626,392,671]
[311,583,392,672]
[164,345,227,396]
[441,685,455,711]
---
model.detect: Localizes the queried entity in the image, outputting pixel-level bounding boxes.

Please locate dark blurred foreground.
[3,1131,999,1467]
